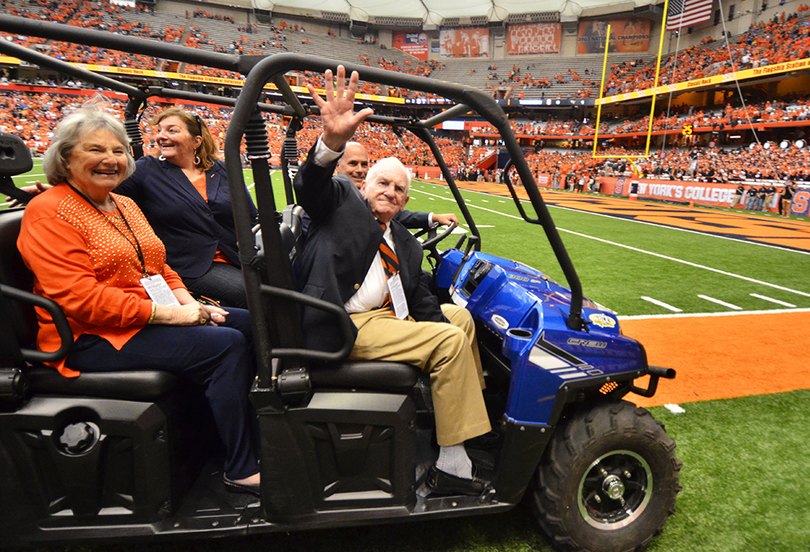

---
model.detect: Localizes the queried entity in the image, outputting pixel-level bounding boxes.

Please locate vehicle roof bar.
[0,14,240,73]
[420,103,474,129]
[227,54,586,391]
[0,37,142,98]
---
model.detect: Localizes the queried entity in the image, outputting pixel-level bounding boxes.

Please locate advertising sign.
[577,18,651,54]
[439,28,490,58]
[393,32,429,61]
[506,23,561,55]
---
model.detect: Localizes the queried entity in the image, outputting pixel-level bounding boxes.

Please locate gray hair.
[365,157,411,195]
[42,105,136,186]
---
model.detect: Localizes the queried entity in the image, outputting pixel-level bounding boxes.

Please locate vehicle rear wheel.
[533,400,681,552]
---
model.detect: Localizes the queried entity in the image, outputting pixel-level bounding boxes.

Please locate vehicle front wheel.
[533,400,682,552]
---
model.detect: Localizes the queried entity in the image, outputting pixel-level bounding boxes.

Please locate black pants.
[67,308,259,480]
[184,262,247,308]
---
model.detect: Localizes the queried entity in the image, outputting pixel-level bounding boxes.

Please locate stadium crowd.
[4,0,810,104]
[1,87,809,190]
[604,10,810,95]
[0,0,808,219]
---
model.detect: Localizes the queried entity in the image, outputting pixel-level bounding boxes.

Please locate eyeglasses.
[191,113,204,134]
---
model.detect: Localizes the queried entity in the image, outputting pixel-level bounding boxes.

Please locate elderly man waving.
[294,66,492,496]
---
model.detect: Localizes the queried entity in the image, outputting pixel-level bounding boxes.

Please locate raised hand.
[306,65,373,153]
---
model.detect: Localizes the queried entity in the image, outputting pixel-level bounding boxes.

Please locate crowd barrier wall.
[414,168,809,217]
[598,176,809,216]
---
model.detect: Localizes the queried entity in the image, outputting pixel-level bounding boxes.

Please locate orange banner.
[439,28,490,58]
[596,176,798,214]
[506,23,561,55]
[599,57,810,105]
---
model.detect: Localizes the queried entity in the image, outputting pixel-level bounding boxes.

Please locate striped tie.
[379,221,399,313]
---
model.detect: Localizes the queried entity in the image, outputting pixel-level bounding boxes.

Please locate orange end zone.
[620,311,810,408]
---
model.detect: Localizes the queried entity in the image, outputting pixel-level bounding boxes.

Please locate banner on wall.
[506,23,561,55]
[598,176,799,214]
[792,189,810,216]
[439,28,490,58]
[576,18,651,54]
[601,177,739,205]
[392,32,429,61]
[599,57,810,105]
[1,63,405,104]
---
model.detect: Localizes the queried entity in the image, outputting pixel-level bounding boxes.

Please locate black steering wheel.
[414,221,458,251]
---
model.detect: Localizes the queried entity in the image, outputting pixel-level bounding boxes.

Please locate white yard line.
[697,294,743,310]
[413,185,810,256]
[411,186,810,299]
[549,198,810,256]
[640,296,683,312]
[558,227,810,298]
[618,307,810,320]
[749,293,797,308]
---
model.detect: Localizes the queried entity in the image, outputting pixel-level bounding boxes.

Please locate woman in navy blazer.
[115,108,258,307]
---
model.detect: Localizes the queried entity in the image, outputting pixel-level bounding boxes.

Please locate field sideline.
[7,162,810,552]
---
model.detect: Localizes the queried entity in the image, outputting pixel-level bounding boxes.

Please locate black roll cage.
[0,13,587,390]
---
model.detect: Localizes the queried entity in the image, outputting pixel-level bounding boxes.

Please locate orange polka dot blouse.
[18,184,186,377]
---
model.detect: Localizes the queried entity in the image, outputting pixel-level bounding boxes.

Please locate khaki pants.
[349,304,490,446]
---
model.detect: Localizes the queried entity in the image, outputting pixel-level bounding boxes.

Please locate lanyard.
[66,183,149,277]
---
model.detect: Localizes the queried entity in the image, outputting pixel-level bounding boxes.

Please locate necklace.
[66,183,149,277]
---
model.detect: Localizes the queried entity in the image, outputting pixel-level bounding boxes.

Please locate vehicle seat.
[309,361,422,393]
[0,209,178,402]
[280,203,305,270]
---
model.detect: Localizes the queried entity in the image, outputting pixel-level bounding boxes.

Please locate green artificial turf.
[406,181,810,316]
[646,390,810,552]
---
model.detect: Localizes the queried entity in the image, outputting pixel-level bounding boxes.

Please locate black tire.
[533,400,682,552]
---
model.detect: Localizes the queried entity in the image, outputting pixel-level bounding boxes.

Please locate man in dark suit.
[294,66,492,496]
[336,141,459,229]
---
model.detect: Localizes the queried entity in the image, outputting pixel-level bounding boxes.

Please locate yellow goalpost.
[591,0,672,165]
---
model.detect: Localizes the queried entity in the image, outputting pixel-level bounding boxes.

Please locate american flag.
[666,0,714,31]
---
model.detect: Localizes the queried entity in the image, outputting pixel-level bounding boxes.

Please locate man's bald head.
[336,141,370,188]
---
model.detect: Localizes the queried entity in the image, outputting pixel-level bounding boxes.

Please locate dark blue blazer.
[300,189,430,237]
[115,156,258,279]
[294,151,446,353]
[396,209,430,229]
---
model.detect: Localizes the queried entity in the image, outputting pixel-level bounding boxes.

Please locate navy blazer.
[300,188,430,237]
[294,151,446,353]
[115,156,258,279]
[397,209,430,229]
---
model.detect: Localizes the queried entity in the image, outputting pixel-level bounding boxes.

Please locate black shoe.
[223,475,261,497]
[426,464,492,497]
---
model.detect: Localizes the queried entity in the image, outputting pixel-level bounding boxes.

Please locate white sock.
[436,444,472,479]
